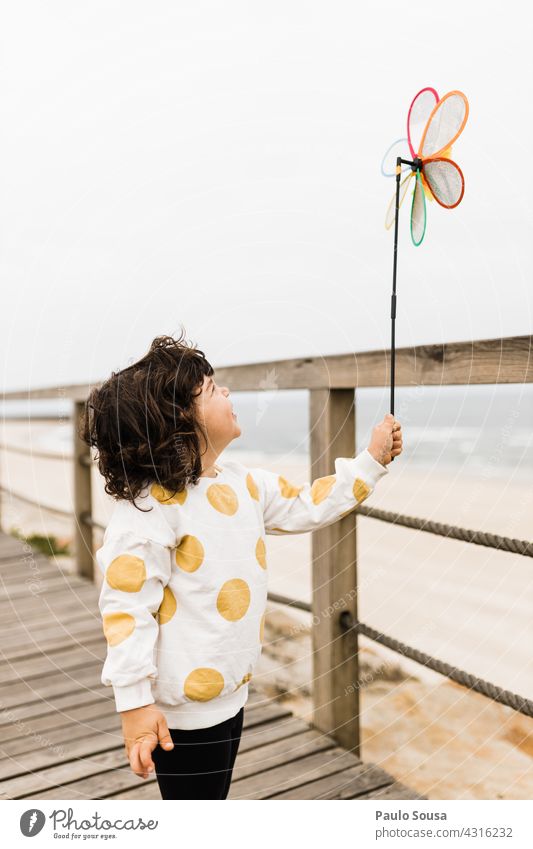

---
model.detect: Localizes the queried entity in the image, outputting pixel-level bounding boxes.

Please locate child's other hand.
[120,704,174,779]
[368,414,403,466]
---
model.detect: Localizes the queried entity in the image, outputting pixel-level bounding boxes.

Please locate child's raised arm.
[249,447,388,535]
[248,414,401,535]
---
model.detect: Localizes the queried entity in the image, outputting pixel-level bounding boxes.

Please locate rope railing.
[266,592,533,719]
[357,504,533,558]
[80,512,106,533]
[0,440,72,462]
[0,484,73,519]
[341,613,533,720]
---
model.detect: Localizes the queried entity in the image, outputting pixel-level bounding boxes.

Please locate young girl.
[81,330,403,800]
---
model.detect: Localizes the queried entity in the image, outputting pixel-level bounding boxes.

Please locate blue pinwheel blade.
[381,138,412,177]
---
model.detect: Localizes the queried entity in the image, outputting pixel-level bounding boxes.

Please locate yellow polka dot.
[256,537,267,569]
[150,483,187,505]
[175,535,204,572]
[259,612,266,642]
[206,483,239,515]
[269,527,293,534]
[216,578,251,621]
[156,585,177,625]
[106,554,146,593]
[311,474,336,505]
[234,672,252,692]
[184,667,225,701]
[246,472,260,501]
[102,612,136,646]
[278,476,304,498]
[353,478,371,503]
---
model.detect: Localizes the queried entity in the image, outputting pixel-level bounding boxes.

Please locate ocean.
[2,383,531,479]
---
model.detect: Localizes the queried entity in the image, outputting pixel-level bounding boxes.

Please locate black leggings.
[151,707,244,800]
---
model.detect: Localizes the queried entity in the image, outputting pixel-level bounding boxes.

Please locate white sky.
[1,0,532,392]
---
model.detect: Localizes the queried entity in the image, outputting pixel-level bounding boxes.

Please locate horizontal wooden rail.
[1,335,531,400]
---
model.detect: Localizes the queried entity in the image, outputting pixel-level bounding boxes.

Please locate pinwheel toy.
[381,86,469,426]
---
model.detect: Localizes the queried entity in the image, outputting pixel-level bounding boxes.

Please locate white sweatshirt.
[95,448,388,729]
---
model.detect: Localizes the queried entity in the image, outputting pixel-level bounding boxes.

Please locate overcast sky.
[1,0,531,393]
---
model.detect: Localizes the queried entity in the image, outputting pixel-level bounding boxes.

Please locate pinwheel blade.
[381,138,412,177]
[385,171,414,229]
[422,158,465,208]
[407,87,439,158]
[419,91,469,159]
[410,172,426,246]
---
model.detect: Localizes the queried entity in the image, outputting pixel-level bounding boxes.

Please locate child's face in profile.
[194,374,241,453]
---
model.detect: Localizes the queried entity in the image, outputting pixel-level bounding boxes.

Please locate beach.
[1,421,532,799]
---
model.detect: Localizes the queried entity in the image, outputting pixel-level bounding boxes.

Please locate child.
[81,330,402,800]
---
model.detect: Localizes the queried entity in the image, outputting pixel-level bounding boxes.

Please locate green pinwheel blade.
[410,171,427,246]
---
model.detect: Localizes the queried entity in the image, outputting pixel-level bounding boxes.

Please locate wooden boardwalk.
[0,531,424,801]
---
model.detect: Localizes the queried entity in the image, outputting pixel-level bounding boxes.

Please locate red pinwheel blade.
[407,87,439,158]
[419,91,469,159]
[385,172,414,230]
[410,172,426,246]
[422,158,465,208]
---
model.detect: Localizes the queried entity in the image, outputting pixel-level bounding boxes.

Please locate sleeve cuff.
[354,447,389,489]
[113,679,155,713]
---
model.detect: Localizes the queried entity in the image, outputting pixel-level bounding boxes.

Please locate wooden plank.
[0,539,35,560]
[0,640,106,685]
[0,743,126,798]
[0,698,119,750]
[0,574,88,601]
[357,781,426,800]
[237,715,310,754]
[0,624,104,661]
[1,711,122,760]
[0,548,72,572]
[0,606,99,637]
[209,335,533,389]
[0,577,96,604]
[309,388,360,754]
[0,563,62,585]
[96,780,162,801]
[270,761,391,799]
[232,729,335,782]
[6,335,531,398]
[0,686,109,728]
[241,701,292,727]
[0,585,98,622]
[229,746,361,799]
[0,662,104,710]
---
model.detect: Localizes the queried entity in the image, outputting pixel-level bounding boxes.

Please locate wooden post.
[73,400,94,580]
[309,388,361,756]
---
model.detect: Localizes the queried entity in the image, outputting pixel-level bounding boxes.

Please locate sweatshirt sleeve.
[95,528,173,713]
[249,448,389,535]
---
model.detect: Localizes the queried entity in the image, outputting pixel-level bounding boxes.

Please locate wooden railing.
[1,333,532,756]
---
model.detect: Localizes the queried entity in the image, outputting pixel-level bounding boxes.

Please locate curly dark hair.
[78,327,214,512]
